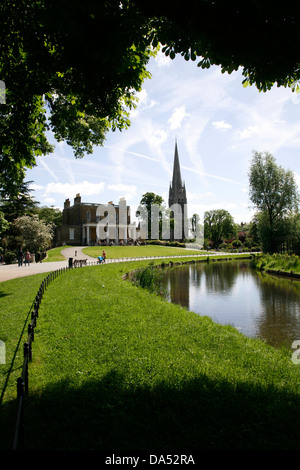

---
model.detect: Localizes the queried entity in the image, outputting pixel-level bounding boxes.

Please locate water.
[162,260,300,348]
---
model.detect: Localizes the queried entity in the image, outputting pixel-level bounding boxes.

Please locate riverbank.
[251,253,300,279]
[1,256,299,451]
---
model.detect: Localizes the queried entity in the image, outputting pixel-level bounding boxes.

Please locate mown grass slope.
[1,258,300,451]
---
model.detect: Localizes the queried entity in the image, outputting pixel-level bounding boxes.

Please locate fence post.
[23,343,29,394]
[13,377,25,450]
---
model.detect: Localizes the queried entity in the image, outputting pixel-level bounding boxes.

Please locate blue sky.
[26,51,300,225]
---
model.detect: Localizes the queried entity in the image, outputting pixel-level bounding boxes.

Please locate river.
[162,260,300,348]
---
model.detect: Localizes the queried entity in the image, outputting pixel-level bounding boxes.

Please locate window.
[69,228,75,240]
[86,211,91,222]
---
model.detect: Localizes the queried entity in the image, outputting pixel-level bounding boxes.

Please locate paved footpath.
[0,246,95,282]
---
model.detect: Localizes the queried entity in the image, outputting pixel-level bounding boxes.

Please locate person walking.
[17,247,23,266]
[24,249,31,266]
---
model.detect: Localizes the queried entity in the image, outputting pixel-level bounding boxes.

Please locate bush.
[131,263,165,295]
[232,239,242,247]
[146,240,186,248]
[4,251,16,264]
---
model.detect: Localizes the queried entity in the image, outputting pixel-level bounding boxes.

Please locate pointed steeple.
[171,140,183,190]
[168,140,188,242]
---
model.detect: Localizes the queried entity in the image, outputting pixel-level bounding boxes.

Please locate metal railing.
[12,267,69,450]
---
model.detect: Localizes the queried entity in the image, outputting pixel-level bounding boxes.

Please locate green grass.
[1,258,300,451]
[0,272,52,448]
[82,244,205,259]
[252,253,300,275]
[43,246,72,262]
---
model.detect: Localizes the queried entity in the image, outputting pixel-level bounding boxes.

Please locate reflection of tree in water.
[255,273,300,347]
[163,261,300,348]
[166,265,190,309]
[165,261,243,309]
[202,262,241,294]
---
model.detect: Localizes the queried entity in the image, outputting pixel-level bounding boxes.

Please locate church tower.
[168,141,188,242]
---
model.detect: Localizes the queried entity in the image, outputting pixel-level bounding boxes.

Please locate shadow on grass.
[0,290,11,299]
[3,370,299,451]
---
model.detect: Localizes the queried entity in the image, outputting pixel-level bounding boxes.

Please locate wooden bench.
[73,259,87,267]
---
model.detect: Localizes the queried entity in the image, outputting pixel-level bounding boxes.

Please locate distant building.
[168,141,188,242]
[56,194,138,246]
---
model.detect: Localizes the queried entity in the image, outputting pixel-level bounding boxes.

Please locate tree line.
[0,182,62,263]
[137,152,300,254]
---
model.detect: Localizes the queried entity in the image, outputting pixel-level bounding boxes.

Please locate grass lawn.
[1,257,300,451]
[82,244,205,259]
[43,246,72,262]
[0,272,52,448]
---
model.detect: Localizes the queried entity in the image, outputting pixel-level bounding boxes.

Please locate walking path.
[0,259,69,282]
[0,246,94,282]
[0,246,251,283]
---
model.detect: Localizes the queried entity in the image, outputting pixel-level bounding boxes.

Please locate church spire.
[171,140,183,190]
[168,140,188,242]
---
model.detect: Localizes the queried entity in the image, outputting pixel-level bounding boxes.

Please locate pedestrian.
[24,249,31,266]
[17,247,23,266]
[102,250,106,262]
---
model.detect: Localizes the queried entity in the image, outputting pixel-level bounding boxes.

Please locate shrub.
[131,263,165,294]
[232,239,242,247]
[4,251,16,264]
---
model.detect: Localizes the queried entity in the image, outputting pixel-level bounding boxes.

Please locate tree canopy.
[135,0,300,91]
[136,192,165,239]
[249,151,299,221]
[249,151,299,253]
[204,209,236,248]
[2,0,300,195]
[0,0,154,192]
[12,214,53,252]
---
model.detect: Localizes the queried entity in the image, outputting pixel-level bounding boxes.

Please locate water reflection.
[162,261,300,348]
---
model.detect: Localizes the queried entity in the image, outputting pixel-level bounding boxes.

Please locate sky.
[26,51,300,226]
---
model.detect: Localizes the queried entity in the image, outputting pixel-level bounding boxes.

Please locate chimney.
[74,193,81,204]
[64,198,70,209]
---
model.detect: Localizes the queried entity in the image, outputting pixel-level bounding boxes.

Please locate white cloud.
[154,50,173,67]
[30,183,43,191]
[212,120,232,131]
[151,129,168,146]
[44,197,56,204]
[131,89,157,117]
[44,181,105,198]
[187,191,214,202]
[237,125,260,140]
[167,106,190,130]
[107,184,137,201]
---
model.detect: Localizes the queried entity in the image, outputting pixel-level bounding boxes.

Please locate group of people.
[97,250,106,264]
[17,247,31,266]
